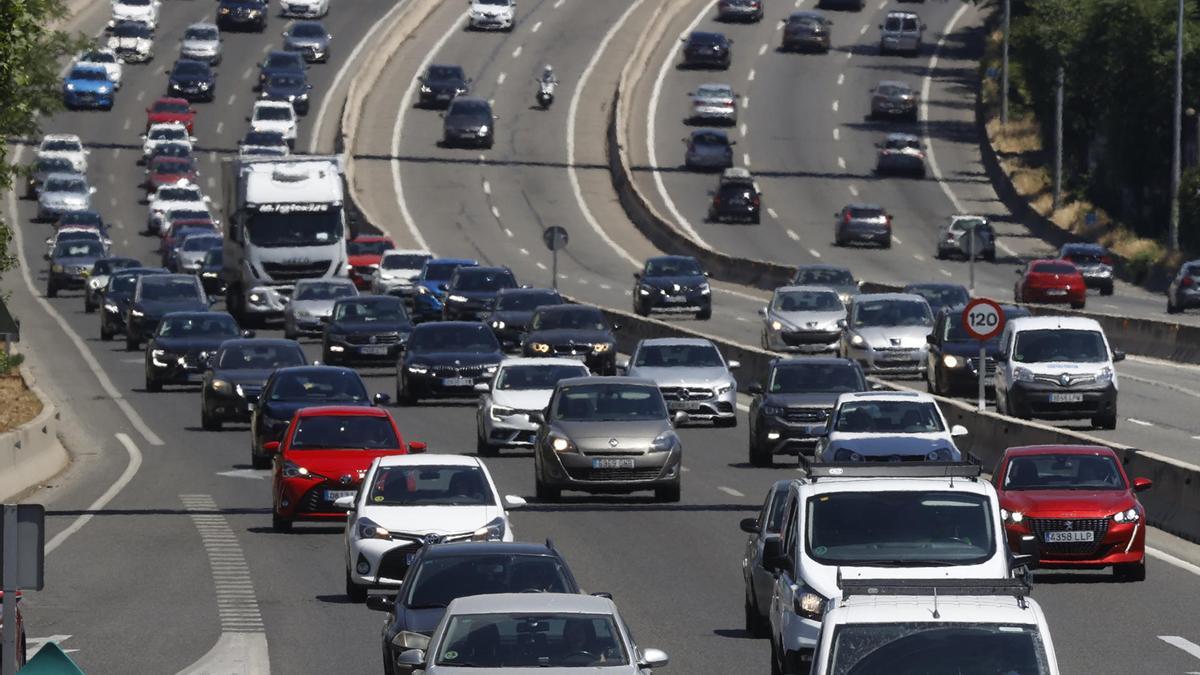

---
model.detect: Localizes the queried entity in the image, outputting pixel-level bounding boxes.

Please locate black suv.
[747,357,867,466]
[418,64,471,108]
[633,255,712,319]
[217,0,268,31]
[924,304,1029,397]
[167,59,217,102]
[484,287,563,351]
[322,295,414,366]
[681,31,733,69]
[441,266,518,321]
[708,168,761,224]
[522,305,618,375]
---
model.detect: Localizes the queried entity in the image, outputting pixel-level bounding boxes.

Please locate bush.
[0,351,24,375]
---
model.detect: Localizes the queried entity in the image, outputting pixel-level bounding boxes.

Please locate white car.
[141,123,195,160]
[146,182,210,234]
[107,20,154,63]
[369,249,432,296]
[760,285,846,353]
[341,454,525,601]
[46,227,108,260]
[36,134,89,173]
[281,0,330,18]
[815,390,968,463]
[467,0,516,31]
[249,100,298,145]
[475,358,590,454]
[109,0,160,29]
[624,337,739,427]
[76,48,124,89]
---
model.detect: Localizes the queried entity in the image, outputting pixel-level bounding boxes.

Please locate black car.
[144,311,245,391]
[522,305,618,375]
[708,169,761,224]
[367,542,582,675]
[198,248,226,297]
[902,282,969,316]
[747,357,868,466]
[258,50,306,89]
[925,304,1030,397]
[125,273,209,350]
[484,287,563,351]
[633,255,712,319]
[322,295,414,366]
[680,31,733,69]
[100,267,168,341]
[418,64,471,108]
[441,266,519,321]
[396,322,504,405]
[441,96,495,149]
[84,256,140,312]
[217,0,268,31]
[251,365,386,468]
[167,59,216,102]
[46,239,105,298]
[260,73,313,115]
[834,203,892,248]
[200,338,307,430]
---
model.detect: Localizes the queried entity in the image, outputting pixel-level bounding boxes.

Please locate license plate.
[325,490,356,502]
[665,296,687,303]
[592,458,635,469]
[442,377,472,387]
[669,401,703,411]
[359,345,389,355]
[1044,530,1093,543]
[984,376,995,386]
[437,93,451,100]
[1046,289,1067,296]
[1049,393,1084,403]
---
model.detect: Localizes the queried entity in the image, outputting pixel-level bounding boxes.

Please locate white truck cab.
[765,458,1037,675]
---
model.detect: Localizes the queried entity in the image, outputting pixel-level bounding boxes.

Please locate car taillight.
[1101,256,1113,265]
[1183,277,1195,288]
[713,196,721,206]
[751,195,760,207]
[843,212,852,224]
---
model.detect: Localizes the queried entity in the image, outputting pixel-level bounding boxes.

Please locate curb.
[0,367,70,502]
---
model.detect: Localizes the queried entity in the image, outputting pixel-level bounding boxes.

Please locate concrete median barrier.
[0,369,69,501]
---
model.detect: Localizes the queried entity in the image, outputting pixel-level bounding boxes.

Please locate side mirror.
[757,306,767,317]
[950,424,969,437]
[408,441,427,454]
[639,649,670,669]
[739,517,758,534]
[241,329,256,338]
[263,441,280,454]
[365,595,395,613]
[1112,349,1125,362]
[672,411,689,427]
[529,411,546,425]
[926,334,936,344]
[1134,477,1153,492]
[1015,269,1023,275]
[373,392,391,406]
[633,271,641,279]
[747,383,763,396]
[503,495,527,508]
[837,318,848,328]
[761,536,786,572]
[728,360,740,370]
[395,650,426,668]
[333,495,355,509]
[473,382,490,393]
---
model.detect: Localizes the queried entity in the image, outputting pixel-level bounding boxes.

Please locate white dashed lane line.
[241,66,253,80]
[740,122,747,136]
[939,269,953,277]
[122,119,131,131]
[786,229,799,241]
[227,94,236,106]
[1127,418,1154,427]
[808,248,822,258]
[837,157,846,169]
[532,20,542,32]
[767,207,779,219]
[831,100,839,112]
[483,179,491,195]
[536,262,547,270]
[136,90,145,101]
[504,228,514,238]
[519,247,529,255]
[742,96,750,109]
[913,254,925,262]
[832,128,839,140]
[718,486,746,498]
[512,45,523,58]
[758,43,768,56]
[748,69,756,81]
[892,236,903,245]
[497,72,506,85]
[216,121,224,134]
[848,184,859,196]
[743,153,751,166]
[553,0,564,7]
[600,283,611,290]
[837,73,844,85]
[860,24,868,35]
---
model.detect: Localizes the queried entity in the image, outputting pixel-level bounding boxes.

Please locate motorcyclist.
[539,65,558,88]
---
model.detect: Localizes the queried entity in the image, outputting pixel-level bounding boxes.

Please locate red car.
[1014,259,1087,309]
[268,406,425,531]
[145,155,199,193]
[146,97,196,133]
[0,591,27,667]
[347,235,396,289]
[995,444,1152,581]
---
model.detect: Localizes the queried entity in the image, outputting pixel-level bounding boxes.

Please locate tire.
[46,282,57,298]
[271,511,292,533]
[1092,409,1118,430]
[1070,300,1086,310]
[1114,560,1146,582]
[984,250,997,262]
[1168,296,1181,314]
[251,450,271,470]
[396,379,418,407]
[715,415,737,428]
[84,296,96,313]
[477,431,498,456]
[201,405,222,431]
[935,247,947,260]
[283,323,296,340]
[749,439,771,467]
[145,374,162,393]
[633,300,648,317]
[696,305,712,320]
[345,568,368,602]
[1101,283,1114,296]
[535,478,560,501]
[100,323,113,341]
[745,592,767,638]
[882,235,892,249]
[125,335,139,351]
[656,480,681,502]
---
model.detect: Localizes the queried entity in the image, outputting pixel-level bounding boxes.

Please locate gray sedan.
[282,21,331,63]
[688,83,737,125]
[869,80,919,121]
[180,23,222,64]
[37,172,95,221]
[283,278,359,339]
[683,129,735,171]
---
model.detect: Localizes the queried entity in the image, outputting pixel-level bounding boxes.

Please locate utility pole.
[1170,0,1184,251]
[1053,64,1064,210]
[1001,0,1010,126]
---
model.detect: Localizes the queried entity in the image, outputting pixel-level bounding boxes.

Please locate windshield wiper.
[846,559,959,567]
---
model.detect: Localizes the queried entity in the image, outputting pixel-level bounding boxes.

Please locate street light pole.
[1001,0,1010,126]
[1170,0,1184,251]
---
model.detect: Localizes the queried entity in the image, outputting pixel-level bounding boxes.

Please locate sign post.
[961,299,1006,412]
[542,226,569,290]
[1,504,44,675]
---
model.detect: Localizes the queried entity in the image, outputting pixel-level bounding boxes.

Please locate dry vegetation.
[0,374,42,433]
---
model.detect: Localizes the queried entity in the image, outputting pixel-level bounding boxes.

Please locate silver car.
[393,593,669,674]
[26,156,78,199]
[475,358,590,455]
[840,293,933,377]
[624,338,738,427]
[1167,259,1200,314]
[875,132,925,177]
[282,278,359,339]
[173,233,221,273]
[688,83,737,125]
[282,21,331,63]
[1059,243,1114,295]
[935,215,996,262]
[37,173,95,221]
[533,376,684,502]
[879,10,925,56]
[760,286,846,353]
[180,23,221,64]
[372,249,433,297]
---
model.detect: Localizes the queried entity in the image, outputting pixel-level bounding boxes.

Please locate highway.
[4,0,1200,673]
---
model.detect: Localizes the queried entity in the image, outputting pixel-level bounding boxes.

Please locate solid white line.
[831,100,839,112]
[497,71,507,85]
[832,128,839,141]
[1149,547,1200,577]
[920,2,972,216]
[1117,371,1200,399]
[748,68,756,81]
[837,73,844,86]
[512,45,523,58]
[717,486,745,498]
[808,248,822,258]
[1160,636,1200,661]
[532,20,542,32]
[758,43,768,56]
[482,179,491,195]
[1126,418,1154,427]
[786,229,799,241]
[46,433,143,554]
[767,207,779,219]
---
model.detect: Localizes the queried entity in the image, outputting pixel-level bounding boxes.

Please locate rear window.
[849,207,885,219]
[1031,262,1078,274]
[902,17,918,30]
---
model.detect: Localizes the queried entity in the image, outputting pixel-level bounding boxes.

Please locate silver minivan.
[879,11,925,56]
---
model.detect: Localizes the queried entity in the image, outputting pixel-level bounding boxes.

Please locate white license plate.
[1044,530,1093,543]
[984,376,995,386]
[1049,393,1084,403]
[664,296,687,303]
[359,345,389,356]
[669,401,703,411]
[592,458,635,469]
[325,490,356,502]
[1046,289,1067,296]
[443,377,472,386]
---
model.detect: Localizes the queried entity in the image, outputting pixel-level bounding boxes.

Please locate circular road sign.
[543,226,569,252]
[962,298,1005,341]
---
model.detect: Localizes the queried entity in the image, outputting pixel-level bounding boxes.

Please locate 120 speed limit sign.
[961,298,1005,341]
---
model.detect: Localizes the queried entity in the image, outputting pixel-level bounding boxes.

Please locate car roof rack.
[837,576,1031,605]
[799,453,982,481]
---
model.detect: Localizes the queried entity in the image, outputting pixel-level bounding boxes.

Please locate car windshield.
[333,298,408,322]
[185,27,218,40]
[113,23,152,38]
[42,139,82,153]
[268,370,368,402]
[436,613,628,668]
[408,324,498,352]
[634,343,723,368]
[154,160,192,174]
[905,285,968,310]
[531,308,608,331]
[242,131,285,146]
[453,270,517,292]
[554,383,665,422]
[289,415,398,450]
[294,282,357,301]
[829,623,1050,675]
[55,242,104,258]
[1012,329,1108,363]
[693,132,727,146]
[365,465,494,506]
[769,363,863,393]
[428,65,464,80]
[835,400,944,433]
[1031,261,1077,274]
[450,101,490,116]
[496,364,589,390]
[950,217,989,233]
[646,258,703,277]
[695,85,732,99]
[70,68,107,81]
[111,273,152,293]
[424,262,469,281]
[346,239,393,256]
[290,23,326,37]
[808,491,994,566]
[773,290,842,312]
[885,137,920,151]
[496,291,560,311]
[44,177,87,193]
[173,62,207,77]
[255,106,293,121]
[244,204,341,248]
[381,252,430,269]
[157,314,238,338]
[182,236,221,252]
[149,127,187,141]
[404,554,573,609]
[853,300,932,328]
[157,187,202,202]
[1004,453,1125,491]
[218,343,305,369]
[690,32,722,45]
[139,278,201,301]
[154,100,190,114]
[876,84,908,96]
[794,268,854,286]
[265,53,301,70]
[267,74,305,88]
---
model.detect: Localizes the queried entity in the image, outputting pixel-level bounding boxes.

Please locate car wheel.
[271,511,292,533]
[1092,410,1118,430]
[100,323,113,341]
[715,416,737,428]
[345,568,368,602]
[882,235,892,249]
[770,640,784,675]
[1070,300,1086,310]
[84,297,96,313]
[477,431,497,456]
[201,405,222,431]
[935,247,947,260]
[655,480,681,503]
[251,450,271,470]
[1167,296,1180,314]
[535,478,560,501]
[696,305,712,320]
[145,374,162,393]
[984,250,996,262]
[1114,561,1146,582]
[125,336,139,352]
[749,439,771,467]
[745,593,767,638]
[1101,283,1114,296]
[396,378,418,407]
[46,282,57,298]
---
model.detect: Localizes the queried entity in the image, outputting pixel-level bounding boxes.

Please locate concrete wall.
[0,369,69,501]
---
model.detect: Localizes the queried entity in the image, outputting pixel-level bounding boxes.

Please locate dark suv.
[217,0,268,31]
[747,357,867,466]
[441,266,519,321]
[632,255,712,319]
[709,168,761,224]
[924,304,1029,397]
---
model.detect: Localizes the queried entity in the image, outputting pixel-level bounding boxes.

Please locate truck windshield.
[245,204,342,247]
[829,623,1050,675]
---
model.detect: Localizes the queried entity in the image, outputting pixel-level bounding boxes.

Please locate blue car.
[410,258,478,322]
[63,64,115,110]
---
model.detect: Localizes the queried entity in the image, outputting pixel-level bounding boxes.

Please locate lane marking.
[743,95,749,109]
[846,51,853,60]
[123,119,131,131]
[892,236,903,245]
[215,121,224,135]
[227,94,236,106]
[519,247,529,255]
[600,283,611,290]
[808,248,822,258]
[1160,636,1200,662]
[136,90,144,101]
[758,43,768,56]
[837,156,846,169]
[532,20,542,32]
[1117,371,1200,399]
[848,184,859,196]
[767,207,779,219]
[718,486,745,498]
[241,66,253,80]
[831,99,838,112]
[743,153,751,166]
[512,45,523,58]
[832,128,839,140]
[47,433,143,554]
[504,228,514,238]
[913,254,926,262]
[740,122,748,136]
[859,24,868,35]
[1126,418,1154,427]
[837,73,844,86]
[786,229,799,241]
[497,71,507,85]
[748,68,756,81]
[554,0,564,7]
[536,262,547,270]
[482,179,491,195]
[939,268,953,277]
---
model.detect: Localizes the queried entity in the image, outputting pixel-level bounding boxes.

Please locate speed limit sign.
[962,298,1005,341]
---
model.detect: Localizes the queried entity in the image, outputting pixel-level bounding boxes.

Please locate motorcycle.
[536,81,555,110]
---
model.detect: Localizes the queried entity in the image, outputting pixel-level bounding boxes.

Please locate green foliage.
[1180,167,1200,251]
[0,351,25,375]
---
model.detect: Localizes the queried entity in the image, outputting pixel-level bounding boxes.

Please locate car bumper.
[777,613,821,653]
[169,84,213,101]
[755,419,826,456]
[325,340,404,365]
[403,370,494,398]
[528,350,615,375]
[718,7,763,20]
[837,224,890,243]
[847,345,926,375]
[468,14,514,29]
[872,102,917,117]
[243,286,291,317]
[877,154,925,173]
[49,271,88,289]
[282,4,324,17]
[181,50,221,64]
[443,303,494,321]
[1022,286,1087,304]
[147,356,207,384]
[1174,288,1200,308]
[881,37,920,52]
[783,34,829,50]
[766,328,841,353]
[683,52,730,67]
[64,90,113,107]
[116,49,152,63]
[691,106,736,121]
[540,449,681,493]
[481,413,540,448]
[205,388,259,423]
[639,290,711,312]
[1004,520,1143,568]
[1007,381,1117,420]
[1078,270,1114,288]
[663,392,737,421]
[276,478,361,520]
[419,90,462,107]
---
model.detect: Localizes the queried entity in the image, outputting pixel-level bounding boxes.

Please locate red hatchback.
[995,445,1152,581]
[145,155,199,193]
[269,406,425,531]
[347,235,396,289]
[146,97,197,133]
[1014,259,1087,309]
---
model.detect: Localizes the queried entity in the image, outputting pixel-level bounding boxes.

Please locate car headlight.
[420,85,432,93]
[406,364,429,375]
[484,364,499,375]
[1112,508,1139,523]
[761,405,785,416]
[849,334,865,347]
[51,264,64,273]
[472,516,506,541]
[490,405,517,421]
[549,433,576,453]
[530,342,551,354]
[104,302,120,313]
[447,294,468,303]
[131,309,145,317]
[65,83,76,91]
[98,86,110,94]
[1012,366,1034,383]
[416,285,430,295]
[235,383,246,398]
[211,379,233,395]
[491,320,506,330]
[1095,367,1114,385]
[248,292,264,304]
[297,92,308,101]
[716,383,733,395]
[199,83,209,91]
[700,284,711,295]
[795,591,826,621]
[477,124,489,135]
[591,342,612,354]
[1000,509,1024,524]
[281,461,312,479]
[218,6,230,13]
[356,517,391,540]
[834,448,864,462]
[942,355,964,368]
[638,287,651,296]
[838,292,852,304]
[926,448,953,461]
[650,430,679,452]
[88,277,103,289]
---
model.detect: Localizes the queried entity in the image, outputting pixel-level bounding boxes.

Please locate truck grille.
[659,386,714,401]
[1028,518,1109,556]
[262,260,331,282]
